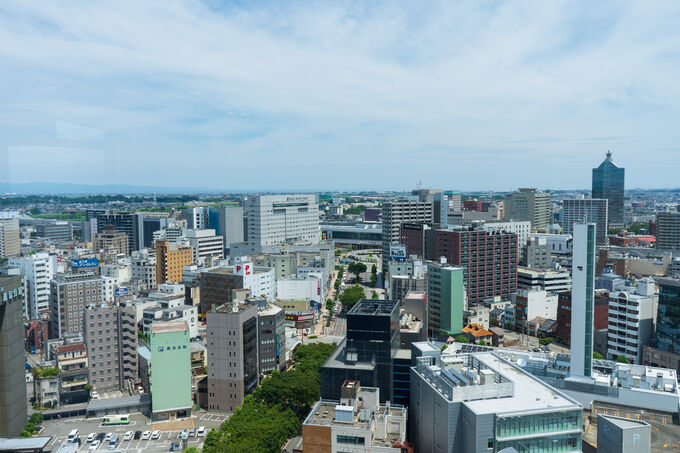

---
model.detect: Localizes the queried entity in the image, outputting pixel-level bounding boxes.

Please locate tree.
[370,273,377,285]
[616,355,630,364]
[454,335,469,344]
[478,340,488,346]
[340,285,365,309]
[348,262,367,281]
[539,337,554,346]
[371,291,378,299]
[326,299,334,310]
[593,352,604,360]
[184,448,200,453]
[334,279,340,291]
[371,264,377,275]
[29,413,43,425]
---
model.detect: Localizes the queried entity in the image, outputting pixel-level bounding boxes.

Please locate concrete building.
[427,264,465,336]
[244,194,319,253]
[49,272,104,338]
[653,277,680,369]
[517,267,572,293]
[55,342,89,405]
[512,289,558,329]
[150,321,192,420]
[36,221,73,242]
[593,151,625,229]
[530,233,572,254]
[216,206,244,252]
[83,303,137,391]
[155,240,192,285]
[143,303,198,338]
[0,218,20,258]
[381,197,433,272]
[93,228,130,256]
[321,222,382,248]
[185,229,224,264]
[562,198,609,245]
[410,348,582,453]
[480,220,531,249]
[255,301,286,374]
[390,275,426,304]
[596,415,650,453]
[607,279,657,364]
[556,290,610,347]
[656,212,680,250]
[302,381,409,453]
[571,222,597,378]
[9,252,56,319]
[503,188,551,230]
[0,275,27,437]
[199,264,275,314]
[96,212,144,252]
[206,302,259,412]
[523,235,551,269]
[131,252,156,291]
[321,300,400,404]
[276,277,324,304]
[185,207,206,230]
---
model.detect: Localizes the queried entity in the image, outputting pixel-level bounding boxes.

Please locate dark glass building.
[657,278,680,354]
[321,299,399,403]
[592,151,625,229]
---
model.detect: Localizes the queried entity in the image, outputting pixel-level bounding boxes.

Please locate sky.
[1,1,680,192]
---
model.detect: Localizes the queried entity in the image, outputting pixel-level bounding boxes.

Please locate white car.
[137,387,144,394]
[197,426,206,437]
[123,431,133,441]
[89,440,100,450]
[86,433,97,442]
[104,433,113,442]
[91,391,99,399]
[151,430,161,440]
[141,430,152,440]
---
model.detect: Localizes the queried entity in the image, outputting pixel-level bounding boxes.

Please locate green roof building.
[150,321,192,421]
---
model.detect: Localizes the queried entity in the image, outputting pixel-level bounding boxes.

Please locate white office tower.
[8,252,56,319]
[246,194,319,249]
[570,222,596,378]
[186,207,206,230]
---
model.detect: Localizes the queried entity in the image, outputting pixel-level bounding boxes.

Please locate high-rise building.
[523,235,551,269]
[656,212,680,250]
[96,212,144,252]
[50,272,104,338]
[244,194,319,252]
[321,300,400,403]
[199,265,276,314]
[216,206,245,252]
[185,229,224,264]
[381,198,433,272]
[607,278,657,364]
[656,278,680,358]
[480,220,531,249]
[185,207,207,230]
[83,302,137,391]
[410,347,582,453]
[426,227,518,303]
[562,198,609,245]
[427,264,465,336]
[207,302,259,412]
[592,151,625,229]
[503,188,551,230]
[0,218,20,258]
[155,240,192,285]
[570,223,597,377]
[131,252,156,291]
[0,275,27,437]
[93,228,130,255]
[150,321,192,420]
[36,221,73,242]
[9,252,56,319]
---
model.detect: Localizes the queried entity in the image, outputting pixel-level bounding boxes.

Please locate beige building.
[503,188,551,230]
[155,240,192,285]
[0,218,20,258]
[93,228,130,256]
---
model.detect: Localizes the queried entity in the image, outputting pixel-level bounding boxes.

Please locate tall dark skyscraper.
[592,151,625,229]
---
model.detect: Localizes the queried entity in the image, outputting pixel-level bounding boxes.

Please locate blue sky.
[1,1,679,191]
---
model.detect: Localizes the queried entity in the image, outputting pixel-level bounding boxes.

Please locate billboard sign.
[389,244,406,262]
[71,258,99,269]
[235,262,252,276]
[114,288,129,296]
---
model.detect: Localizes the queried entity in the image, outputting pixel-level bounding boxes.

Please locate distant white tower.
[570,222,597,377]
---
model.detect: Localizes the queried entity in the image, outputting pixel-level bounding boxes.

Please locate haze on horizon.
[1,1,679,192]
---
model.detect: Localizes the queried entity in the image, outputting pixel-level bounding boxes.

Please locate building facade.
[570,223,597,377]
[381,198,433,272]
[0,218,20,258]
[607,279,657,364]
[562,198,609,245]
[427,264,465,336]
[185,229,224,264]
[93,228,130,255]
[36,221,73,242]
[216,206,245,252]
[155,240,192,285]
[503,188,551,230]
[245,194,319,250]
[9,252,56,319]
[150,321,192,420]
[50,272,104,338]
[656,212,680,250]
[96,212,144,252]
[592,151,625,229]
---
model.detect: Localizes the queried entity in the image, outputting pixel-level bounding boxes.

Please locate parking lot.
[41,412,229,452]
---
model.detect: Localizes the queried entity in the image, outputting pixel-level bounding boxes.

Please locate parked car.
[169,442,181,451]
[86,433,97,443]
[188,428,196,437]
[123,431,133,441]
[91,391,99,399]
[95,433,105,441]
[151,430,161,440]
[88,440,100,450]
[197,426,206,437]
[177,429,186,439]
[104,433,113,442]
[141,430,151,440]
[133,431,142,440]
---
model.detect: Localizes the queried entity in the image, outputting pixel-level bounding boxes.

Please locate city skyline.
[2,2,680,191]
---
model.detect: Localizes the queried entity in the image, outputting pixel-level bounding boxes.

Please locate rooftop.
[0,437,52,452]
[347,299,398,316]
[599,414,650,430]
[151,321,188,334]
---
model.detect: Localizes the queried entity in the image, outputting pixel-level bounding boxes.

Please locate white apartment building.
[481,220,531,249]
[245,194,319,250]
[9,252,56,318]
[607,278,658,364]
[512,288,558,327]
[517,267,572,293]
[530,233,573,255]
[131,252,156,291]
[186,207,206,230]
[276,277,324,303]
[99,263,131,284]
[101,275,119,302]
[185,229,224,264]
[0,218,20,258]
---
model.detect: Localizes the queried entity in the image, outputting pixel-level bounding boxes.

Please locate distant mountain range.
[0,182,222,195]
